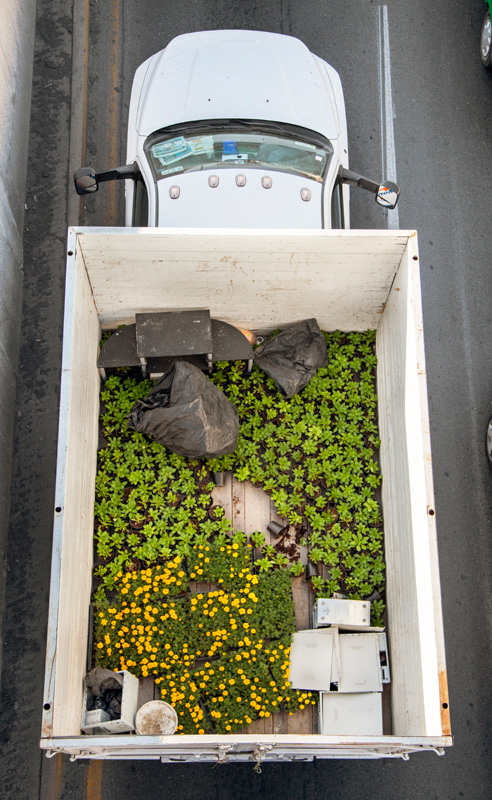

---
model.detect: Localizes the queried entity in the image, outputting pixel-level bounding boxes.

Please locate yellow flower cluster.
[263,640,315,713]
[93,549,316,734]
[189,581,261,657]
[191,639,316,732]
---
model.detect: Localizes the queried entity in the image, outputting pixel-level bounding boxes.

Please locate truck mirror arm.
[73,163,140,196]
[97,164,140,183]
[339,166,380,193]
[338,166,400,210]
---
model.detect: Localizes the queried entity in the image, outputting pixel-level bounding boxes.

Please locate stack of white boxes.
[289,599,390,735]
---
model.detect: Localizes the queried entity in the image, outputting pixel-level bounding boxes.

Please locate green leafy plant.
[309,575,325,592]
[371,598,385,626]
[93,328,386,726]
[250,531,266,548]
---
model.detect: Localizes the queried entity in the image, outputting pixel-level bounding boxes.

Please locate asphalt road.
[2,0,492,798]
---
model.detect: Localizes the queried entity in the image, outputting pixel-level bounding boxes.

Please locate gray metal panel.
[98,324,140,367]
[135,310,212,357]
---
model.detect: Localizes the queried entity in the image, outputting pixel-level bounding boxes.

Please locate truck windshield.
[145,125,333,183]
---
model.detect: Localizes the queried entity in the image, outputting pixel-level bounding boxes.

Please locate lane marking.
[42,751,63,800]
[81,0,90,168]
[377,5,400,229]
[105,0,122,225]
[85,759,103,800]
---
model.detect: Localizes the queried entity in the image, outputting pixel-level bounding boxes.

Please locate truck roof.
[135,30,342,140]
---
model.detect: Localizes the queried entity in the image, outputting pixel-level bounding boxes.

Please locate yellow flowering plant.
[189,585,260,655]
[93,549,316,734]
[264,637,316,713]
[187,540,252,588]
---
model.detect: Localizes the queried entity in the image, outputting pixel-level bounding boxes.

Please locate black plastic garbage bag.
[85,667,123,697]
[85,668,123,719]
[253,318,328,397]
[95,689,122,719]
[127,361,239,458]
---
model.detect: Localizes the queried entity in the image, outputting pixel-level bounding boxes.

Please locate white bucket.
[135,700,178,735]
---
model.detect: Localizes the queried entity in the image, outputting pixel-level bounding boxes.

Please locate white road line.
[377,5,400,229]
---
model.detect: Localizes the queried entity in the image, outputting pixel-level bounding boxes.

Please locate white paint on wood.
[269,496,284,530]
[74,228,410,331]
[211,474,232,520]
[377,233,445,737]
[43,233,101,737]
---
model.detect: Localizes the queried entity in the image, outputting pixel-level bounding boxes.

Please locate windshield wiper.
[146,119,332,152]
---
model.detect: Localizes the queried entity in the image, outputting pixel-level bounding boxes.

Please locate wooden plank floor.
[240,705,316,735]
[213,475,316,735]
[212,475,299,545]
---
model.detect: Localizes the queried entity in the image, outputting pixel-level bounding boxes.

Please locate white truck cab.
[75,30,399,227]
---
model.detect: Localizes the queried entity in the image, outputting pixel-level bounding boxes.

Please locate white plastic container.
[81,670,139,734]
[314,598,371,628]
[81,709,110,732]
[40,227,452,762]
[135,701,178,736]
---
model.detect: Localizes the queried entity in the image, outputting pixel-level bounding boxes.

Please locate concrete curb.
[0,0,37,683]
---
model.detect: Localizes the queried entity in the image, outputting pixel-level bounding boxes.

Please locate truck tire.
[480,11,492,66]
[486,414,492,468]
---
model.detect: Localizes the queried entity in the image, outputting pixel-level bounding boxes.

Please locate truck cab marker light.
[208,175,219,187]
[236,174,246,187]
[261,176,272,189]
[169,185,180,199]
[300,188,311,201]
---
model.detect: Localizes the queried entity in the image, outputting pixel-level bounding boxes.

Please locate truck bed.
[41,228,450,759]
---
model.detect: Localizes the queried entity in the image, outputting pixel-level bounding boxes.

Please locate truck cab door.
[132,174,149,226]
[329,172,350,229]
[125,158,152,227]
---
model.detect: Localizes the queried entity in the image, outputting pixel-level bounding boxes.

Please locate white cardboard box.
[319,692,383,736]
[289,629,338,691]
[337,634,382,693]
[289,630,384,694]
[314,598,371,628]
[83,709,110,728]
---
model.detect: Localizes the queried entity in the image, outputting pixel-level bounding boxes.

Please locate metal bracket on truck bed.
[251,745,274,773]
[214,744,233,764]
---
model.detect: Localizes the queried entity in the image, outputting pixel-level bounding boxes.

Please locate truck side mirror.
[73,163,140,195]
[74,167,99,195]
[375,182,400,210]
[339,167,400,210]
